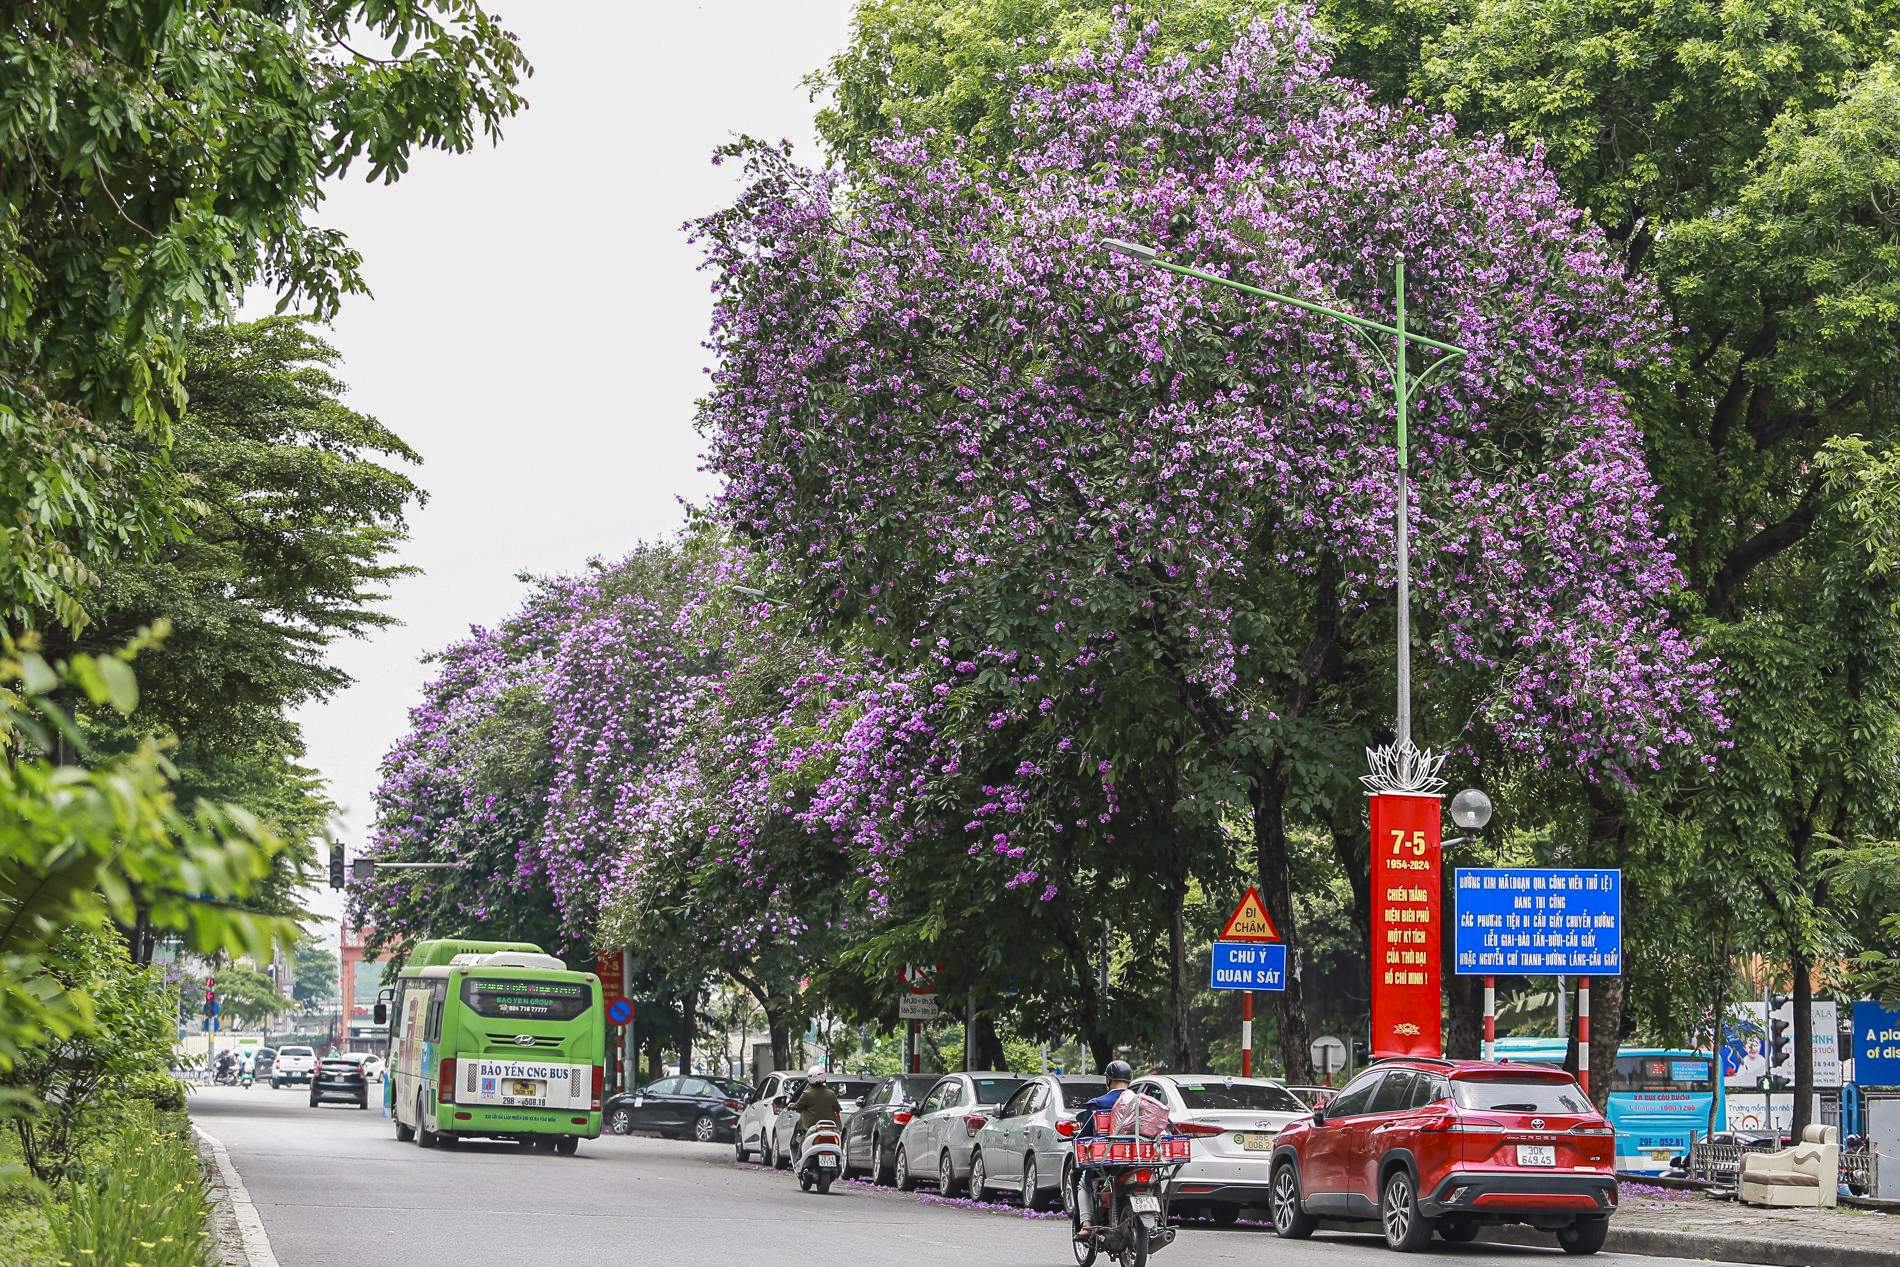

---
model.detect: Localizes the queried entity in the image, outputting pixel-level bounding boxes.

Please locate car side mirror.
[772,1097,787,1112]
[855,1095,868,1108]
[1311,1106,1327,1125]
[373,1002,387,1026]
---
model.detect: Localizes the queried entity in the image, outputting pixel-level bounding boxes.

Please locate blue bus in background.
[1491,1039,1721,1174]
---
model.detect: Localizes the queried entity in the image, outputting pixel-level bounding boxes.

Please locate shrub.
[50,1112,214,1267]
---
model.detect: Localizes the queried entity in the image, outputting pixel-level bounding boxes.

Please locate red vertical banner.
[596,950,626,1000]
[1370,793,1443,1057]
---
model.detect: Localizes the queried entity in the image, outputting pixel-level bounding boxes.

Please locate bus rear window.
[459,978,592,1022]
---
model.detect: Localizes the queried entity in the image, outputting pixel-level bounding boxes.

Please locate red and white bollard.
[1241,992,1253,1078]
[1483,976,1496,1060]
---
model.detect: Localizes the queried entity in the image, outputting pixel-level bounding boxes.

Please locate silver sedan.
[892,1071,1029,1195]
[766,1077,881,1168]
[967,1074,1106,1208]
[1130,1073,1311,1223]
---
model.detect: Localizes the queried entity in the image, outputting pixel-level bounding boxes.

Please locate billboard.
[1722,1000,1840,1090]
[1452,868,1622,975]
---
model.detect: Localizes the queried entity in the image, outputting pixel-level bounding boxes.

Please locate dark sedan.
[308,1053,371,1109]
[842,1073,940,1183]
[605,1076,745,1143]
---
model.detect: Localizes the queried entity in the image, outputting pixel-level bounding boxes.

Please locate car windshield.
[1453,1078,1592,1113]
[831,1080,878,1101]
[1058,1081,1109,1108]
[898,1077,937,1103]
[972,1078,1026,1105]
[282,1047,313,1057]
[1172,1081,1306,1112]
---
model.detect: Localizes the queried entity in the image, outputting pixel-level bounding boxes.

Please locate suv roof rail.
[1371,1055,1458,1068]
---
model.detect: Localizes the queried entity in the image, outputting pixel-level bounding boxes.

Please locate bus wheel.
[556,1137,579,1156]
[416,1098,439,1149]
[394,1110,415,1143]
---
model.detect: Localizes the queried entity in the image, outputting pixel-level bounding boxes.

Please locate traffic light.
[1767,991,1793,1087]
[329,841,345,888]
[203,977,217,1017]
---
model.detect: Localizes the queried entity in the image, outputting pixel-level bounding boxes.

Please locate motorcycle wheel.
[1068,1176,1098,1267]
[1118,1213,1150,1267]
[799,1169,814,1193]
[816,1171,834,1195]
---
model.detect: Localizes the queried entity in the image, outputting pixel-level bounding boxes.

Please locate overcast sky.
[290,0,858,930]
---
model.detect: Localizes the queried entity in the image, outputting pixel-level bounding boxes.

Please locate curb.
[1477,1220,1900,1267]
[193,1124,281,1267]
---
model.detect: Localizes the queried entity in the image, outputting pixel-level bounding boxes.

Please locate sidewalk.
[1479,1181,1900,1267]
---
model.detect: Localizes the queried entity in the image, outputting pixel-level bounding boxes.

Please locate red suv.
[1268,1057,1616,1254]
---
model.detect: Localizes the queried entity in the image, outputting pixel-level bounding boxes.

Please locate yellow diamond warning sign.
[1219,887,1282,943]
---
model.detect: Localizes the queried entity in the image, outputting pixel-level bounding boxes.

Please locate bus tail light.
[439,1058,456,1105]
[591,1065,603,1111]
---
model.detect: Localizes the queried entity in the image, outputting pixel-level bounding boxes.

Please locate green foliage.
[194,962,291,1029]
[0,633,291,1084]
[2,932,180,1185]
[49,1110,214,1267]
[292,932,339,1010]
[0,0,528,632]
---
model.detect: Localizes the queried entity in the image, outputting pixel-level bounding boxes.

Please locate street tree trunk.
[1167,882,1195,1072]
[1253,766,1314,1083]
[680,984,697,1077]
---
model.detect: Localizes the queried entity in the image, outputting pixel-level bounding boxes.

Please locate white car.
[734,1070,805,1165]
[354,1052,387,1081]
[1128,1074,1311,1223]
[766,1076,881,1169]
[270,1045,317,1087]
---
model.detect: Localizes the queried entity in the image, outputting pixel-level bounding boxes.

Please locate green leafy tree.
[292,932,339,1010]
[1,0,529,633]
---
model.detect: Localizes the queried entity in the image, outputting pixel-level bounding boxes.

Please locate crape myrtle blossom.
[692,9,1726,775]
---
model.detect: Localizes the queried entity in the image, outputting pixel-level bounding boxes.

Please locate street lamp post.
[1101,239,1470,750]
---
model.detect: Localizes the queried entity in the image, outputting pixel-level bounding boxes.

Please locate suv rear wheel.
[1557,1216,1608,1256]
[1270,1163,1315,1239]
[1380,1168,1433,1252]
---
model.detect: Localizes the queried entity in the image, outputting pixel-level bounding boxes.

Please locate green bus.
[378,940,604,1153]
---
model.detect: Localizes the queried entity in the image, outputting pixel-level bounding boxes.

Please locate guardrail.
[1686,1138,1876,1196]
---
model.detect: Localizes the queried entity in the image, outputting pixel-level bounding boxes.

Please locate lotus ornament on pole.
[1360,739,1450,797]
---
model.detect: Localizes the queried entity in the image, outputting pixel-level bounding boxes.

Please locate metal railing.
[1686,1136,1876,1195]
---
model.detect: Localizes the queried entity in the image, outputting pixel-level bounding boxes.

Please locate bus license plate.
[1517,1145,1556,1167]
[509,1079,542,1099]
[1241,1133,1275,1152]
[1129,1194,1160,1215]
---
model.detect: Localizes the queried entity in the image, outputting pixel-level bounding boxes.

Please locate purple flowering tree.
[694,13,1724,1076]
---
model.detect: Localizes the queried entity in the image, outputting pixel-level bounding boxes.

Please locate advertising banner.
[596,950,625,1001]
[1853,1000,1900,1087]
[1370,792,1442,1057]
[1451,868,1621,975]
[1722,1001,1841,1089]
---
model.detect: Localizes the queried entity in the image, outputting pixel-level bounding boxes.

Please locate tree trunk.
[1086,1031,1111,1072]
[1588,975,1622,1112]
[680,984,697,1077]
[975,1013,1007,1070]
[1252,766,1314,1083]
[1792,952,1814,1138]
[1328,795,1372,1010]
[1167,881,1195,1072]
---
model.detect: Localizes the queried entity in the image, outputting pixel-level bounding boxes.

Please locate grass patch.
[0,1133,55,1267]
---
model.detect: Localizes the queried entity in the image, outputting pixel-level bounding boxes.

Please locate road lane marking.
[195,1124,282,1267]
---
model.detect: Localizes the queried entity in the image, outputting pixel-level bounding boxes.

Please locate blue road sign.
[1209,941,1286,991]
[605,997,634,1026]
[1453,868,1622,976]
[1854,1001,1900,1087]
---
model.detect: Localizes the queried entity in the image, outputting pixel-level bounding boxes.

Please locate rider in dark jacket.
[788,1068,842,1153]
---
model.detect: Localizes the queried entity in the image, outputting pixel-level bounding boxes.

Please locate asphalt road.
[190,1084,1711,1267]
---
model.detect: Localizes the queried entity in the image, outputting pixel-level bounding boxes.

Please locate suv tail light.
[591,1065,604,1111]
[892,1111,912,1126]
[1569,1122,1615,1135]
[962,1114,987,1135]
[438,1058,456,1105]
[1056,1120,1076,1138]
[1174,1122,1226,1138]
[1420,1115,1505,1133]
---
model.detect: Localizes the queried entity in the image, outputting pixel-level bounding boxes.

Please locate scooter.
[240,1067,254,1089]
[793,1119,845,1195]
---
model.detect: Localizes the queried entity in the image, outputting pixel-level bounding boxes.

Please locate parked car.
[606,1076,745,1142]
[271,1045,317,1087]
[966,1074,1107,1209]
[892,1071,1030,1195]
[1268,1057,1617,1254]
[767,1077,882,1168]
[1129,1074,1310,1223]
[356,1052,386,1082]
[843,1073,940,1184]
[735,1070,805,1163]
[308,1052,371,1109]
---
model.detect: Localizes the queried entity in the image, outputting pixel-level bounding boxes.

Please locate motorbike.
[214,1062,238,1086]
[239,1066,254,1089]
[1068,1149,1185,1267]
[793,1119,845,1195]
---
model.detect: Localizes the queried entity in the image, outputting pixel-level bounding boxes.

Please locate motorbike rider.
[1073,1059,1134,1243]
[787,1067,842,1156]
[216,1050,236,1083]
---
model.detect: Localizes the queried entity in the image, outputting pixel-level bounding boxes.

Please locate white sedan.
[1129,1074,1311,1224]
[352,1052,387,1081]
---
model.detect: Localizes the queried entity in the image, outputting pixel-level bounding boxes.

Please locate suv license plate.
[1129,1193,1160,1214]
[1517,1144,1556,1167]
